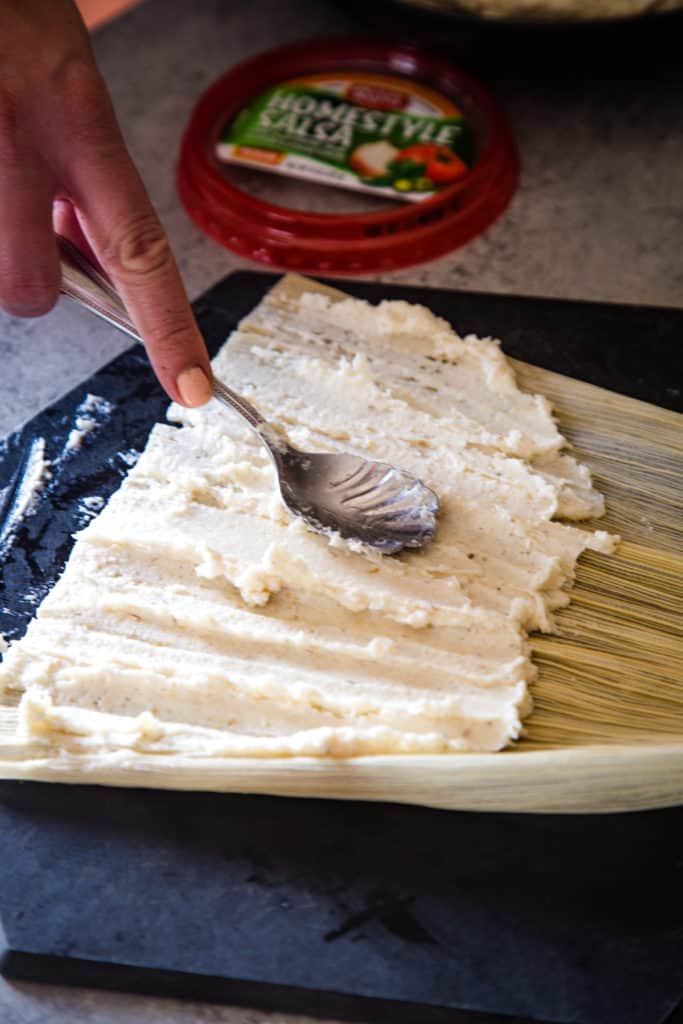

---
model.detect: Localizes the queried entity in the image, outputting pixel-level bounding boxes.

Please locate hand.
[0,0,213,407]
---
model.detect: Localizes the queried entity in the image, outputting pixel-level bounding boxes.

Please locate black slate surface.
[0,272,682,1024]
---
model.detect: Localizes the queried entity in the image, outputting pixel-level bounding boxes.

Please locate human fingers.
[0,97,60,316]
[52,66,212,406]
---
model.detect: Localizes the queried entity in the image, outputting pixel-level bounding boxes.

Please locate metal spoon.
[57,236,439,554]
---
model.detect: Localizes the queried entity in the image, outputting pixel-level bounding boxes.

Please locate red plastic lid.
[177,38,518,276]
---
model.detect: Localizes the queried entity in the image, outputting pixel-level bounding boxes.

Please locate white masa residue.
[117,448,140,468]
[63,394,114,454]
[0,279,617,761]
[0,437,51,557]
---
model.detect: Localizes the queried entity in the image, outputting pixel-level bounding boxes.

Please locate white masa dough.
[0,276,616,759]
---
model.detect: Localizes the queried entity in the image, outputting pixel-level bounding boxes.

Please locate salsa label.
[216,72,474,203]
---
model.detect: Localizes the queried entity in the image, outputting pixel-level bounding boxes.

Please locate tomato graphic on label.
[396,144,468,186]
[395,144,441,164]
[427,148,467,184]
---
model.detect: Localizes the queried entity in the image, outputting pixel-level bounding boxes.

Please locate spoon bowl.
[275,447,439,554]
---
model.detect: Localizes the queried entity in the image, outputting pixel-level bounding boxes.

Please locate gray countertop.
[1,0,681,1021]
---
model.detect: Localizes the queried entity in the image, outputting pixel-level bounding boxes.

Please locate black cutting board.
[0,273,682,1024]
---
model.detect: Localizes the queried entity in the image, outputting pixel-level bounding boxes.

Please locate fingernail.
[177,366,212,407]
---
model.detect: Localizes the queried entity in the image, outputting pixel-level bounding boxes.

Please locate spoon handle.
[212,379,265,430]
[56,235,266,431]
[58,235,140,342]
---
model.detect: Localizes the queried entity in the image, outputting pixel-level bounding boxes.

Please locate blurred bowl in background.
[337,0,683,76]
[384,0,683,23]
